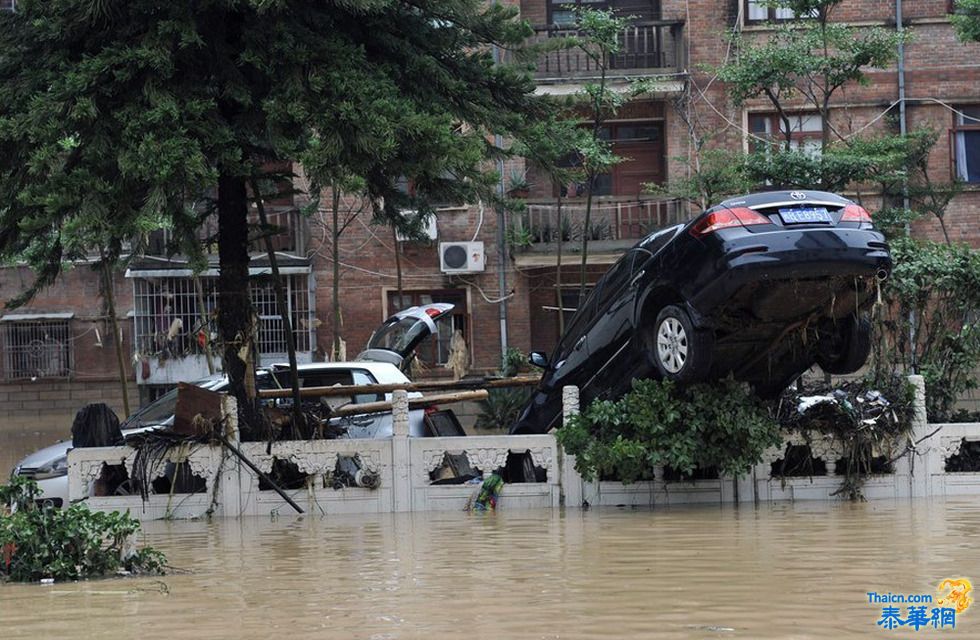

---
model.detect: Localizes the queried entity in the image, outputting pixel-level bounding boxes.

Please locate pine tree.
[0,0,541,431]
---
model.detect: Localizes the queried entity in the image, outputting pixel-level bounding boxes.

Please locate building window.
[0,1,15,12]
[954,106,980,183]
[745,0,816,23]
[559,121,665,198]
[1,318,72,380]
[548,1,660,27]
[132,274,314,360]
[748,112,823,155]
[387,290,467,366]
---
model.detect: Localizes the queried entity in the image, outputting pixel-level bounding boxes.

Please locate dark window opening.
[833,455,893,476]
[259,458,308,491]
[771,445,827,478]
[486,450,547,483]
[945,439,980,472]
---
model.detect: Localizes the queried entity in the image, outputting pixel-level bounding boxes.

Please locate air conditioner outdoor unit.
[439,241,485,274]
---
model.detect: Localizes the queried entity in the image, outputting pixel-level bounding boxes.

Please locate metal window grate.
[133,274,313,359]
[2,321,71,380]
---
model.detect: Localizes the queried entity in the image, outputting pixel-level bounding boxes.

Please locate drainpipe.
[492,6,509,368]
[896,0,916,372]
[496,135,509,368]
[897,0,907,141]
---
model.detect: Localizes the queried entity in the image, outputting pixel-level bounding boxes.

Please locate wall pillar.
[560,385,585,508]
[391,389,412,512]
[906,374,935,498]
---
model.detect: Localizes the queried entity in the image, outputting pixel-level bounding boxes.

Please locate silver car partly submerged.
[10,304,457,507]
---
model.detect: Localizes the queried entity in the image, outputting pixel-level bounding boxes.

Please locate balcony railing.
[516,198,690,245]
[529,21,685,80]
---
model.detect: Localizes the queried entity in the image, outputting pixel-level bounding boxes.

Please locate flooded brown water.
[2,499,979,639]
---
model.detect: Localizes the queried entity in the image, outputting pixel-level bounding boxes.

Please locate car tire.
[650,305,712,383]
[817,315,872,375]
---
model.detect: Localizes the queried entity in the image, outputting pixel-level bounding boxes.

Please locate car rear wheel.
[817,315,872,375]
[651,305,712,383]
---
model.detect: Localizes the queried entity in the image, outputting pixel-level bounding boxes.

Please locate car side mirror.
[529,351,549,369]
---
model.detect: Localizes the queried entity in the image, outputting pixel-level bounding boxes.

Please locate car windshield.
[367,316,429,355]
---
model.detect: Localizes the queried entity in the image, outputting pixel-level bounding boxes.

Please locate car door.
[581,249,644,387]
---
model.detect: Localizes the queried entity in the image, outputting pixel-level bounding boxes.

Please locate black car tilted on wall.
[511,190,893,434]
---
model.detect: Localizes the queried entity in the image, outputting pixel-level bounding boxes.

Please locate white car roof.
[266,361,410,382]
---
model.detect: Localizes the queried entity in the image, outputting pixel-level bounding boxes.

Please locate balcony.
[529,20,685,82]
[510,198,694,267]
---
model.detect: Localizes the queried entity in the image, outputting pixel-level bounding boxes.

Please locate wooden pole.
[257,376,541,399]
[327,389,488,419]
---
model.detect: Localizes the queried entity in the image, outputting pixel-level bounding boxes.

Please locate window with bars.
[386,290,467,366]
[2,320,72,380]
[953,105,980,183]
[132,274,314,360]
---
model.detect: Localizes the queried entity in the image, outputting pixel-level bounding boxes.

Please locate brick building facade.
[2,0,979,436]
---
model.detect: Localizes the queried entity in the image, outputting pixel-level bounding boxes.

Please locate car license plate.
[778,207,832,225]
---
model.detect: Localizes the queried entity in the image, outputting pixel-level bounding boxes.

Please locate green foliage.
[501,347,530,378]
[649,148,752,210]
[875,237,980,420]
[719,15,906,116]
[0,0,543,304]
[557,378,781,483]
[951,0,980,42]
[744,128,937,192]
[1,477,165,583]
[474,347,534,430]
[475,387,533,430]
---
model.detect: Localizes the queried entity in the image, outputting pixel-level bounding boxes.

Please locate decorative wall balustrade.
[67,379,980,520]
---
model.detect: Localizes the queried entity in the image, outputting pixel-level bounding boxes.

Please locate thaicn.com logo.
[867,578,973,631]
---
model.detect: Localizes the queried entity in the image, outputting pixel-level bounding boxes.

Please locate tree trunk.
[217,173,264,437]
[252,177,305,437]
[100,257,130,418]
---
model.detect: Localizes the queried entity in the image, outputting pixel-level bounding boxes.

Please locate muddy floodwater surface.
[2,498,979,639]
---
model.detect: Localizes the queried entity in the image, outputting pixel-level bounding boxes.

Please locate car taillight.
[840,204,872,223]
[689,207,771,238]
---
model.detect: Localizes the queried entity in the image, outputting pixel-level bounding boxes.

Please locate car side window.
[351,369,382,404]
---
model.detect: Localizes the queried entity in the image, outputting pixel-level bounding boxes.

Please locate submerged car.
[11,304,456,507]
[512,190,892,434]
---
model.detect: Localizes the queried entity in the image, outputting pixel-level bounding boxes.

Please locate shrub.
[557,377,781,483]
[0,476,166,583]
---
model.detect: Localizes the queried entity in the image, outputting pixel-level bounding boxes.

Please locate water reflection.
[2,500,979,639]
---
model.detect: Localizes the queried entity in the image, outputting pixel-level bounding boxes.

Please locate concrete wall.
[68,377,980,520]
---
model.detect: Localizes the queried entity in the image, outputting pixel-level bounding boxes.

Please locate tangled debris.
[776,375,916,499]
